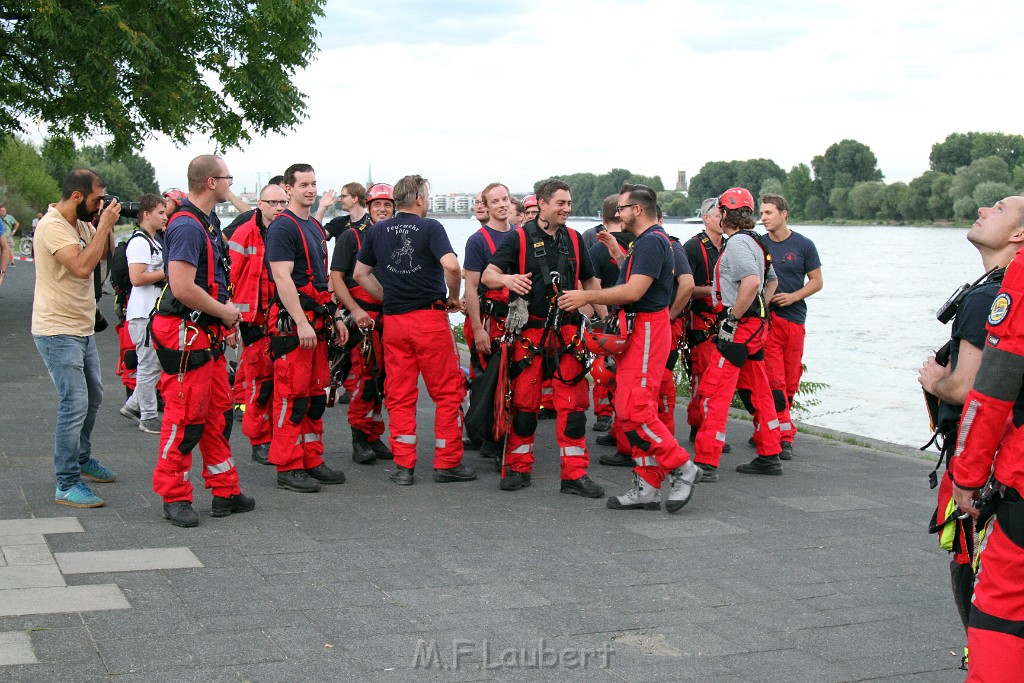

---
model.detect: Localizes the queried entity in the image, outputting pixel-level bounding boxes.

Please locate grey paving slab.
[0,563,64,589]
[0,517,83,536]
[772,493,887,513]
[0,534,46,546]
[0,585,130,617]
[54,547,202,574]
[0,543,54,566]
[0,631,37,666]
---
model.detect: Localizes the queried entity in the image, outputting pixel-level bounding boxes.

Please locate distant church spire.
[367,162,373,186]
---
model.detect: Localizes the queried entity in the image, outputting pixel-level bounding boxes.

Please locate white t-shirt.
[125,232,164,320]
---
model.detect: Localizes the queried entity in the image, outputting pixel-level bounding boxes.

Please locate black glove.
[717,308,737,344]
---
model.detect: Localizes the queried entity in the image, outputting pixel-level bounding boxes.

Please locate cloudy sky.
[141,0,1023,196]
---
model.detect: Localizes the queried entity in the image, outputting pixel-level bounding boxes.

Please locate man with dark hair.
[747,193,822,458]
[931,196,1024,676]
[481,178,606,498]
[558,183,701,512]
[150,155,254,526]
[120,193,167,434]
[354,174,474,486]
[33,169,120,508]
[693,188,782,482]
[582,194,623,253]
[473,190,489,226]
[683,197,727,446]
[265,163,348,492]
[228,183,288,465]
[329,182,396,464]
[463,182,515,460]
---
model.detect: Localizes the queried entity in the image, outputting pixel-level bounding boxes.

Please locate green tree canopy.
[811,139,884,198]
[782,163,818,220]
[0,136,60,222]
[847,181,885,219]
[688,161,739,202]
[0,1,325,155]
[973,181,1017,212]
[41,140,159,201]
[949,156,1010,201]
[902,170,953,221]
[541,169,664,217]
[930,132,1024,175]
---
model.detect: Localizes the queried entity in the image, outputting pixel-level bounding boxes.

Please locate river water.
[430,217,978,449]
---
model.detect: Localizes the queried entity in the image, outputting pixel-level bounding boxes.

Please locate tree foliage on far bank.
[0,0,325,155]
[539,169,665,217]
[0,137,59,225]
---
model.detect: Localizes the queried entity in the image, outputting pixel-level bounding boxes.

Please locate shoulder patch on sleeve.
[989,292,1012,325]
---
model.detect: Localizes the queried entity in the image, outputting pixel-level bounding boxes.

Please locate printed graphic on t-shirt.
[388,228,419,274]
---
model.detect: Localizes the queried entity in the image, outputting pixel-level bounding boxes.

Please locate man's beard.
[76,198,97,222]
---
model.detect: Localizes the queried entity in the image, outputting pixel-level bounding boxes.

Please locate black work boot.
[433,464,477,483]
[352,428,377,464]
[736,455,783,476]
[560,474,604,498]
[277,469,322,492]
[307,463,346,484]
[500,470,532,491]
[251,443,270,465]
[370,437,393,459]
[163,501,199,527]
[390,466,414,486]
[211,492,256,517]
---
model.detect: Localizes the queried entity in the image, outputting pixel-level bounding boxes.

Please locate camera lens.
[119,201,141,220]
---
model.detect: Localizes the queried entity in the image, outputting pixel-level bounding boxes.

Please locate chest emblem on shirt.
[989,293,1011,325]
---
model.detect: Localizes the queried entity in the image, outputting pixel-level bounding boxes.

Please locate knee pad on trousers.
[772,389,787,413]
[256,379,273,406]
[513,411,537,437]
[222,410,234,441]
[307,394,327,420]
[738,389,756,415]
[289,397,310,425]
[180,423,206,454]
[748,348,764,361]
[625,429,651,451]
[564,411,586,439]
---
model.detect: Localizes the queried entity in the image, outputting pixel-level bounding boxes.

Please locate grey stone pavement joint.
[0,262,971,681]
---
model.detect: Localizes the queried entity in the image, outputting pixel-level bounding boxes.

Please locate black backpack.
[110,230,158,308]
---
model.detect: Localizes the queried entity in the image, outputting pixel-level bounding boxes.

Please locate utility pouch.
[123,349,139,371]
[239,325,266,346]
[716,338,749,368]
[270,335,301,359]
[996,489,1024,550]
[155,348,213,374]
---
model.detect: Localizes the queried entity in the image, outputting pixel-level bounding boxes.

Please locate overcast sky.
[140,0,1023,196]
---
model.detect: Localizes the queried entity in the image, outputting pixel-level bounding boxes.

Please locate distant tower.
[367,162,373,187]
[676,171,688,192]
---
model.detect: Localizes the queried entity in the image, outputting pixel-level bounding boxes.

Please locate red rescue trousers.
[616,310,692,487]
[240,333,273,446]
[610,318,682,454]
[383,308,465,469]
[269,335,329,472]
[968,511,1024,682]
[686,336,716,430]
[764,312,805,444]
[151,315,241,502]
[694,317,781,467]
[505,325,590,479]
[593,383,614,417]
[348,310,386,443]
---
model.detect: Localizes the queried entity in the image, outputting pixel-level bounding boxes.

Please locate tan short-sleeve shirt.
[31,207,98,337]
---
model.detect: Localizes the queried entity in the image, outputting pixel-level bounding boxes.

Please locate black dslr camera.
[101,194,141,220]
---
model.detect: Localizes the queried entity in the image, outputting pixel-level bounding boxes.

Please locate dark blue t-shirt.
[936,279,1001,425]
[669,238,692,302]
[765,230,821,324]
[163,199,229,303]
[329,215,373,289]
[616,226,674,312]
[356,212,455,315]
[464,225,513,296]
[589,232,636,289]
[265,210,329,291]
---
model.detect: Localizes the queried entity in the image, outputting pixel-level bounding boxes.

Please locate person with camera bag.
[920,195,1024,674]
[117,194,166,434]
[33,169,120,508]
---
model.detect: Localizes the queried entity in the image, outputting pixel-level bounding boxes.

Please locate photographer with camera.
[919,195,1024,674]
[32,169,120,508]
[118,194,166,435]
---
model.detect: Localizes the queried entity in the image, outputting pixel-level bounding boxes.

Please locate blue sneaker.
[80,460,118,483]
[55,483,105,508]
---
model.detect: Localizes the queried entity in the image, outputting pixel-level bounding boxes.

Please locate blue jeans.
[33,334,105,489]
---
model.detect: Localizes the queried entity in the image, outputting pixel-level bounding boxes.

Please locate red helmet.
[523,194,538,209]
[718,187,754,211]
[591,356,616,389]
[367,183,394,204]
[163,188,187,204]
[582,317,630,356]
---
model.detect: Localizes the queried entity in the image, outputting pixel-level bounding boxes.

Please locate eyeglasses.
[212,175,233,181]
[259,199,288,206]
[615,204,638,212]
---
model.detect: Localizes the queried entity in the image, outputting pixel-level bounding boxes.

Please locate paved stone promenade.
[0,264,966,681]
